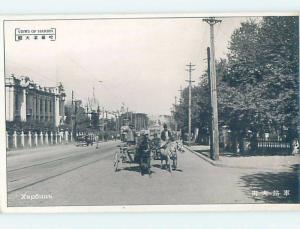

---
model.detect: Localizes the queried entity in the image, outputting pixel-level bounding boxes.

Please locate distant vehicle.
[76,134,95,147]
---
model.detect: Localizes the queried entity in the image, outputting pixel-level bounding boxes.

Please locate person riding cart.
[161,123,172,142]
[138,131,151,175]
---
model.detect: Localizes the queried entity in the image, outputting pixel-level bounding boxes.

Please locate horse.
[176,140,184,153]
[160,141,178,172]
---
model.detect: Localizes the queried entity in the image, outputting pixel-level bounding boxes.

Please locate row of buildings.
[5,74,66,129]
[5,74,150,133]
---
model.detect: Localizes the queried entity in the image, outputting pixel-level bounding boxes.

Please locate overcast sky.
[4,16,254,115]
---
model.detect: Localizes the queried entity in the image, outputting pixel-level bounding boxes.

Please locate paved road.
[7,141,296,207]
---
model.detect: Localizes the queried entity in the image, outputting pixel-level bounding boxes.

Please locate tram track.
[7,142,119,193]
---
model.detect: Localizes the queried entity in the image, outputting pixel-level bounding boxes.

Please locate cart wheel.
[113,151,119,172]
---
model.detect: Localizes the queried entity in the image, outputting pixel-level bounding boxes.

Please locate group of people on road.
[124,123,179,175]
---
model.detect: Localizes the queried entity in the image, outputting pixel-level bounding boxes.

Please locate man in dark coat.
[161,124,172,142]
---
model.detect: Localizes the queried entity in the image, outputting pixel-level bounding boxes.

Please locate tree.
[218,16,299,140]
[175,16,299,147]
[91,111,100,129]
[174,77,211,141]
[64,102,91,132]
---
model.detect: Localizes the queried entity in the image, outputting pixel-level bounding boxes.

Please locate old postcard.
[0,13,299,213]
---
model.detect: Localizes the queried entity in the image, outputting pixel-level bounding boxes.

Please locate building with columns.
[5,74,66,128]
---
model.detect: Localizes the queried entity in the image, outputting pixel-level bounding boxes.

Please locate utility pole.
[207,47,213,157]
[186,62,195,146]
[203,17,222,160]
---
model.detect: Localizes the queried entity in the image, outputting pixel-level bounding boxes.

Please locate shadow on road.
[240,164,300,203]
[121,165,141,173]
[120,165,155,175]
[152,164,183,172]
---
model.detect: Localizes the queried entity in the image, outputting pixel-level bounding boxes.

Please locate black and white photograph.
[1,15,299,210]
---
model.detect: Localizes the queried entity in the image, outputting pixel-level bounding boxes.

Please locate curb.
[183,145,217,166]
[183,145,297,170]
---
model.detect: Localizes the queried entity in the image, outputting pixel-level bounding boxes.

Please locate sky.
[4,16,254,116]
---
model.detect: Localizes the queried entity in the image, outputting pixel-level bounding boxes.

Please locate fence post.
[40,132,44,145]
[6,131,9,149]
[50,132,53,144]
[45,132,49,145]
[55,132,58,144]
[34,132,38,147]
[13,131,17,148]
[65,130,69,143]
[21,131,25,148]
[59,132,62,143]
[28,131,32,147]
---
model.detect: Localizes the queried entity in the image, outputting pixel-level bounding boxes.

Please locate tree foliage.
[174,16,299,140]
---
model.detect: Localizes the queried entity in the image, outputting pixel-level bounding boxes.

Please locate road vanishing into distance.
[7,141,297,207]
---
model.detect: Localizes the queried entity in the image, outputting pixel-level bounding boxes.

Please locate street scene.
[4,16,300,207]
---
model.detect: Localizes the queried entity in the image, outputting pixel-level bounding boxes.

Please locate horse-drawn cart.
[113,136,152,175]
[113,136,183,174]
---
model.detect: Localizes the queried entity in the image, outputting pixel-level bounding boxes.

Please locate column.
[54,96,60,127]
[26,93,33,121]
[40,96,45,121]
[32,95,36,121]
[43,97,46,122]
[6,86,15,121]
[37,95,41,121]
[20,89,27,121]
[44,98,47,122]
[47,98,51,123]
[28,131,32,147]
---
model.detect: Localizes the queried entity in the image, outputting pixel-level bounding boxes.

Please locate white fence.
[6,131,86,150]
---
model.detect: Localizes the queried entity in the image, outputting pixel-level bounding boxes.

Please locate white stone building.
[5,74,66,127]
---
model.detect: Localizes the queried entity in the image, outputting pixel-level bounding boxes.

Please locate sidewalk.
[7,140,120,157]
[185,145,300,171]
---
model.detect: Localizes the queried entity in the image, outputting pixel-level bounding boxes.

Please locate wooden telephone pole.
[186,62,195,146]
[203,17,222,160]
